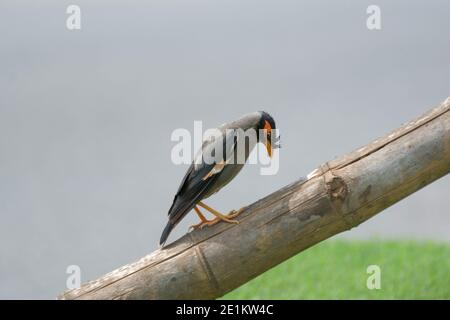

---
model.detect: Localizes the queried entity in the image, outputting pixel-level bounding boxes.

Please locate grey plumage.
[160,111,276,246]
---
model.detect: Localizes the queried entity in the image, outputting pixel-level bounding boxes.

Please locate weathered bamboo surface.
[59,97,450,300]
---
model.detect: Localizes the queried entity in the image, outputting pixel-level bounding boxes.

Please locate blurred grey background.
[0,0,449,299]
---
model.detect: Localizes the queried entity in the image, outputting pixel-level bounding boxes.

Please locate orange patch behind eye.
[264,120,272,133]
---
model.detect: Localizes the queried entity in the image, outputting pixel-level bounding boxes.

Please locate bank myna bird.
[160,111,279,246]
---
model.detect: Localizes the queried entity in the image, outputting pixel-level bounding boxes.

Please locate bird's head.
[257,111,279,159]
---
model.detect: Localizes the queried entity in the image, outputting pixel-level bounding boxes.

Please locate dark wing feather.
[167,162,219,223]
[160,131,237,245]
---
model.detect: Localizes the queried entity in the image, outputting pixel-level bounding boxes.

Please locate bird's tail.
[159,221,175,247]
[160,194,197,247]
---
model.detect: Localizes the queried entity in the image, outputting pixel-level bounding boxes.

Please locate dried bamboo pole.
[59,97,450,300]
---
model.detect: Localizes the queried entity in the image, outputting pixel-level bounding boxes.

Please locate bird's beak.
[265,139,272,158]
[263,120,273,159]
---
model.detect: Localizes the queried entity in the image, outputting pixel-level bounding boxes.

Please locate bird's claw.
[189,218,219,231]
[222,217,239,224]
[188,214,241,232]
[227,207,245,219]
[189,222,208,231]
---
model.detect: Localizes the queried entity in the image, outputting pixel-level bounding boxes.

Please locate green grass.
[222,240,450,299]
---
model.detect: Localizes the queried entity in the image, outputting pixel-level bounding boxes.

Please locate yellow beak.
[266,140,272,158]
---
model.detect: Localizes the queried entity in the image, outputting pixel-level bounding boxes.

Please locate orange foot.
[227,207,245,219]
[189,205,245,231]
[189,218,219,231]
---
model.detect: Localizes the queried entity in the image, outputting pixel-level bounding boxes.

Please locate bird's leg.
[197,202,240,225]
[189,206,213,230]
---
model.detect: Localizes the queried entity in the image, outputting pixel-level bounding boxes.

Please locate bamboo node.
[327,176,348,201]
